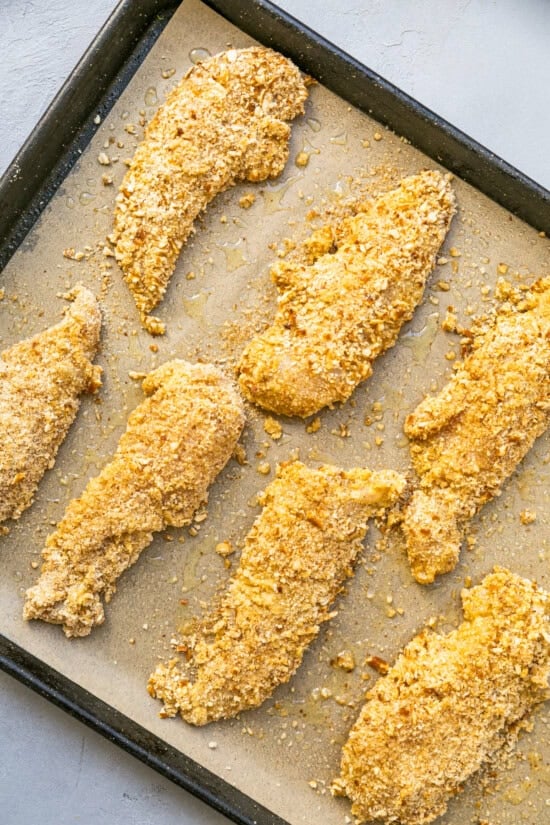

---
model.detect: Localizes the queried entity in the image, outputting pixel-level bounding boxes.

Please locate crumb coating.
[148,460,405,724]
[403,277,550,583]
[0,285,101,524]
[24,360,244,637]
[335,566,550,825]
[238,170,455,417]
[113,46,308,330]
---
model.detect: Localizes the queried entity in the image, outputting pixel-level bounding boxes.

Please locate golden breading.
[148,461,405,725]
[0,286,101,524]
[113,46,308,332]
[334,567,550,825]
[237,171,456,417]
[24,360,244,637]
[402,277,550,584]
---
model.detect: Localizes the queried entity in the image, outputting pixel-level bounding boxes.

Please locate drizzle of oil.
[144,86,158,107]
[514,466,540,502]
[394,433,409,450]
[302,136,319,151]
[296,140,320,170]
[123,333,147,364]
[364,586,395,617]
[78,192,96,206]
[330,132,347,146]
[290,696,331,727]
[100,406,131,437]
[179,539,206,597]
[371,384,409,422]
[177,536,221,617]
[38,497,63,529]
[530,439,550,466]
[535,762,550,784]
[274,664,358,728]
[221,241,248,272]
[307,117,321,133]
[269,695,330,728]
[332,178,351,196]
[83,448,106,472]
[182,290,211,326]
[400,312,440,365]
[189,47,211,64]
[514,752,550,797]
[502,777,537,805]
[306,447,339,465]
[261,176,298,214]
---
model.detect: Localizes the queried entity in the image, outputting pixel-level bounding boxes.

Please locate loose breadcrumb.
[24,360,244,637]
[215,541,234,558]
[0,286,101,524]
[402,277,550,583]
[334,567,550,825]
[520,509,537,525]
[239,192,256,209]
[148,461,405,724]
[112,47,308,329]
[238,171,456,417]
[332,650,356,672]
[306,417,321,434]
[263,416,283,439]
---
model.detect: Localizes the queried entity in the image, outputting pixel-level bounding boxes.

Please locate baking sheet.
[1,1,550,823]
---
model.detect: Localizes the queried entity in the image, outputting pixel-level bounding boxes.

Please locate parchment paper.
[1,1,550,822]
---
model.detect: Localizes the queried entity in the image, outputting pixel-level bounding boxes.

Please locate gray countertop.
[1,2,549,823]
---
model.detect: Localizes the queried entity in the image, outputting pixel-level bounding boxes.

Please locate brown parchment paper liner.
[1,1,550,822]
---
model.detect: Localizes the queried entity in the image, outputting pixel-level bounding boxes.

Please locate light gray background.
[0,2,549,823]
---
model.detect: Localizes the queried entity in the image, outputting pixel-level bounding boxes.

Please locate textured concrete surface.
[1,2,549,824]
[0,671,228,825]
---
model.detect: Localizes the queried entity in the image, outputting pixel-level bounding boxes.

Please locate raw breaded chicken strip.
[24,360,244,637]
[402,278,550,584]
[148,461,405,725]
[238,171,455,417]
[334,567,550,825]
[113,46,308,332]
[0,286,101,524]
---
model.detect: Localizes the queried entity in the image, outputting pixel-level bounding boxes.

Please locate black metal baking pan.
[1,2,550,824]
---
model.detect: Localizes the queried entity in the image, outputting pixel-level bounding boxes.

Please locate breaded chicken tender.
[24,360,244,637]
[238,171,455,417]
[402,277,550,584]
[148,461,405,725]
[334,567,550,825]
[0,286,101,524]
[113,47,308,333]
